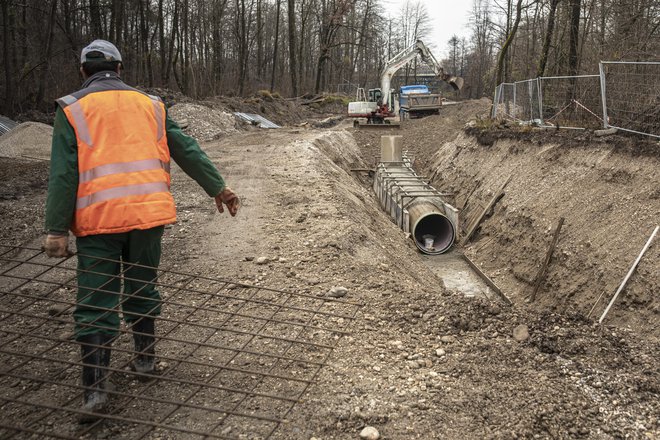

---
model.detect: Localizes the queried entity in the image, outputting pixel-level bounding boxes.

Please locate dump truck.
[397,85,443,120]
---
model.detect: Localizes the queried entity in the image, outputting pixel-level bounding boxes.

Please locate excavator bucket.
[447,76,464,91]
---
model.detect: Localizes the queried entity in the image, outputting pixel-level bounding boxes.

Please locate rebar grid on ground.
[0,244,362,439]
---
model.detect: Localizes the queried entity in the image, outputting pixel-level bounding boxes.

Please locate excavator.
[348,40,463,126]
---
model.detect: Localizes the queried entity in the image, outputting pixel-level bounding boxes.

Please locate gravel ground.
[0,100,657,439]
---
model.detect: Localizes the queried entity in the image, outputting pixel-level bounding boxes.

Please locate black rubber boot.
[78,333,113,424]
[131,317,156,377]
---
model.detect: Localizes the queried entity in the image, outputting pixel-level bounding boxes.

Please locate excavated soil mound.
[0,122,53,160]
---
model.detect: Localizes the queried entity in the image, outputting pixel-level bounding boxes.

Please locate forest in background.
[0,0,658,116]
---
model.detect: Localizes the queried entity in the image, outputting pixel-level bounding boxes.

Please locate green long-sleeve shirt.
[45,107,225,233]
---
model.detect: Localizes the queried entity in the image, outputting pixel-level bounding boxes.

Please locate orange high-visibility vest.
[57,77,176,237]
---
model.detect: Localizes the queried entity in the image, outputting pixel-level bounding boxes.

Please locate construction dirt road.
[0,98,658,439]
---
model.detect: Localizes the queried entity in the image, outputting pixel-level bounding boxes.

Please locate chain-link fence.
[600,61,660,138]
[493,61,659,138]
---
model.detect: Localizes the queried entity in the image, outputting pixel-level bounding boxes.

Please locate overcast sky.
[381,0,473,57]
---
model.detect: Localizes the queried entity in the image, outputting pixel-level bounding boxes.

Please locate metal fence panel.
[513,79,541,122]
[600,61,660,138]
[492,83,515,120]
[539,75,603,128]
[492,61,658,135]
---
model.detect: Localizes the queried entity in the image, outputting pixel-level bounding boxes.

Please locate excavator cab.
[368,87,395,112]
[367,88,382,103]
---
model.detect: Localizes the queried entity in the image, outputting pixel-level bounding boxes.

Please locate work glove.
[43,233,73,258]
[214,187,240,217]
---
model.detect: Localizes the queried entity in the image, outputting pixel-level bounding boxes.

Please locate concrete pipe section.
[374,135,458,254]
[409,201,456,254]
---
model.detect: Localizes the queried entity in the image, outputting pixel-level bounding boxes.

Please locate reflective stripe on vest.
[59,95,94,147]
[76,181,170,210]
[148,95,166,141]
[79,158,170,183]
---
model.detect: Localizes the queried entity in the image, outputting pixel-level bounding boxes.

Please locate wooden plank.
[461,175,512,245]
[529,217,565,302]
[599,226,658,324]
[459,181,479,211]
[461,253,513,305]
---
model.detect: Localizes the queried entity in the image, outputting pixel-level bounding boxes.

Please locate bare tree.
[536,0,561,77]
[287,0,298,96]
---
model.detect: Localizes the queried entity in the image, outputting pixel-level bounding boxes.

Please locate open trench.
[337,129,501,303]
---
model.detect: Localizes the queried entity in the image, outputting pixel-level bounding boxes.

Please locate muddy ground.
[0,99,658,439]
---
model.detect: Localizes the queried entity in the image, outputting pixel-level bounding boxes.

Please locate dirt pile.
[352,98,491,169]
[0,122,53,160]
[0,158,49,246]
[167,103,238,141]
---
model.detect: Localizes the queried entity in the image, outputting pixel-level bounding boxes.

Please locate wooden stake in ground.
[461,175,512,245]
[599,225,658,324]
[529,217,565,302]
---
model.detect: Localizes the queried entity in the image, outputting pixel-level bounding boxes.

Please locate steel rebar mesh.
[601,61,660,138]
[540,75,603,128]
[0,244,362,439]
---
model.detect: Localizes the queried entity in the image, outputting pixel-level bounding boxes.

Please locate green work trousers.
[73,226,164,339]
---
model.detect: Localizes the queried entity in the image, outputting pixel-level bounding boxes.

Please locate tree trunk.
[256,0,263,79]
[270,0,281,92]
[568,0,581,76]
[89,0,103,37]
[537,0,561,77]
[36,0,58,108]
[495,0,524,85]
[158,0,166,85]
[287,0,298,96]
[1,0,13,115]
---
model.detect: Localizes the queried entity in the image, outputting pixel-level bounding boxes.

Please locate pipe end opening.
[414,213,455,254]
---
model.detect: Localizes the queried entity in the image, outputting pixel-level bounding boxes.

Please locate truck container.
[398,85,443,120]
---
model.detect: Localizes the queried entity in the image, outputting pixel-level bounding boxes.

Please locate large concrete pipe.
[408,200,456,254]
[374,136,458,254]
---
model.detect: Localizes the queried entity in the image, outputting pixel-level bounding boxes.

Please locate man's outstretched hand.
[215,188,240,217]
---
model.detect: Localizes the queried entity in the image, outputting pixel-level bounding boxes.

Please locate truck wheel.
[353,120,359,128]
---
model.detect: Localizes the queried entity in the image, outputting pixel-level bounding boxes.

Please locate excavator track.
[352,119,401,129]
